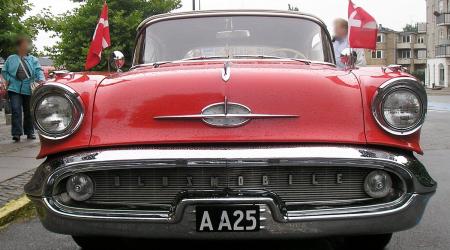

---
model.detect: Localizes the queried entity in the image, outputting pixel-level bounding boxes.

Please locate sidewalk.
[0,112,42,207]
[426,88,450,96]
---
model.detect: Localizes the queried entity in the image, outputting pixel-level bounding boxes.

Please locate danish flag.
[85,2,111,70]
[348,0,378,50]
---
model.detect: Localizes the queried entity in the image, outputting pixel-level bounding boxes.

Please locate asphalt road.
[0,96,449,250]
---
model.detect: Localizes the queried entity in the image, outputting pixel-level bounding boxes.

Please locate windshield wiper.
[181,56,230,61]
[131,56,231,70]
[233,55,311,65]
[132,55,311,70]
[152,56,230,68]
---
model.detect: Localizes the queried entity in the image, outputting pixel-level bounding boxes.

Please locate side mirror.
[340,48,357,70]
[110,51,125,72]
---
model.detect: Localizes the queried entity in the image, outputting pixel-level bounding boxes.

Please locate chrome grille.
[83,166,372,205]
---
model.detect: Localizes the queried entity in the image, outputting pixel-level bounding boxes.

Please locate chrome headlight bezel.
[31,83,85,140]
[372,77,427,136]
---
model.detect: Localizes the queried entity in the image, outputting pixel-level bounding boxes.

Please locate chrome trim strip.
[42,146,416,165]
[372,77,428,136]
[155,114,300,119]
[155,114,299,119]
[31,83,85,140]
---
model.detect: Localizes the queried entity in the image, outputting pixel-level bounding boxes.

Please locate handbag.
[18,57,39,93]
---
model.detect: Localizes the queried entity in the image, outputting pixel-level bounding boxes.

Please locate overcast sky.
[31,0,426,51]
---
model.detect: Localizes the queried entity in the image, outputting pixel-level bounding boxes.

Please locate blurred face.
[18,39,31,54]
[334,22,348,40]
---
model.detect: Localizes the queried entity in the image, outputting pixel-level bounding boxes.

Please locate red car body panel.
[37,73,107,158]
[37,62,422,158]
[352,67,423,154]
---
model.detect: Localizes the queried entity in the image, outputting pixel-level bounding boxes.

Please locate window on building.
[371,50,383,59]
[417,36,425,44]
[401,35,411,43]
[400,50,412,59]
[439,64,445,85]
[377,34,384,43]
[417,50,427,59]
[439,0,444,12]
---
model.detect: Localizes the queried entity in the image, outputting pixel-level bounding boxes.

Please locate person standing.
[1,36,45,142]
[332,18,366,69]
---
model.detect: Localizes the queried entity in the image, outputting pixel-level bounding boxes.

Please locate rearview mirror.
[216,30,251,40]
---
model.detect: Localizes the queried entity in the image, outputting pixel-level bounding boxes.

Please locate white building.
[426,0,450,88]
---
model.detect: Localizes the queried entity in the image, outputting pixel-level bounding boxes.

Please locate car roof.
[137,10,328,32]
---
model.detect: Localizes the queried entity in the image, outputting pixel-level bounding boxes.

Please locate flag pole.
[105,0,109,73]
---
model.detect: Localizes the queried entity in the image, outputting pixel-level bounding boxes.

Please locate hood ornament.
[222,61,231,82]
[155,97,298,128]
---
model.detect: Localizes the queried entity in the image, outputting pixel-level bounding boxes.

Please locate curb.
[0,195,34,228]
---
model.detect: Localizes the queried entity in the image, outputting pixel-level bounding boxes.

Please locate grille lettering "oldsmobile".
[111,173,345,188]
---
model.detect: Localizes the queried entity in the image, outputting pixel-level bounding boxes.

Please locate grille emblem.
[155,97,299,128]
[202,98,251,127]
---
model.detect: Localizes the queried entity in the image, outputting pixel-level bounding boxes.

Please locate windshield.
[134,15,334,65]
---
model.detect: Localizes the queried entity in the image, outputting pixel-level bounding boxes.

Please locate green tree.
[35,0,181,71]
[412,70,425,82]
[0,0,36,59]
[403,23,418,33]
[288,4,299,11]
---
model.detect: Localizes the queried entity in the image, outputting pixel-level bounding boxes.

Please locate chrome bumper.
[25,145,436,239]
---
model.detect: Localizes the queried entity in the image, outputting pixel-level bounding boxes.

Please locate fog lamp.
[66,173,94,201]
[364,170,392,199]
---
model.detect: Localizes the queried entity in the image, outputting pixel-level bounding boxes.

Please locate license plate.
[196,205,260,232]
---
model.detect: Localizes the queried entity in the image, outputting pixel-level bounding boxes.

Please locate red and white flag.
[348,0,378,50]
[85,2,111,70]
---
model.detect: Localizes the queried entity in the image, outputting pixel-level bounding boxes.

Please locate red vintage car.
[25,10,436,249]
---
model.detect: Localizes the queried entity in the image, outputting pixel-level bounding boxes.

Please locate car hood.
[90,61,366,146]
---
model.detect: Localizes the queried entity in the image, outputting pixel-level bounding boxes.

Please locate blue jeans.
[8,91,34,137]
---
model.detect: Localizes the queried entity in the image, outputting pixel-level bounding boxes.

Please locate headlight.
[372,77,427,135]
[32,83,84,140]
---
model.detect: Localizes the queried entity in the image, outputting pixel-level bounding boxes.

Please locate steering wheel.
[267,48,307,59]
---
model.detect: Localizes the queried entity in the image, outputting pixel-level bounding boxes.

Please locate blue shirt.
[333,38,349,69]
[1,54,45,95]
[332,37,367,70]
